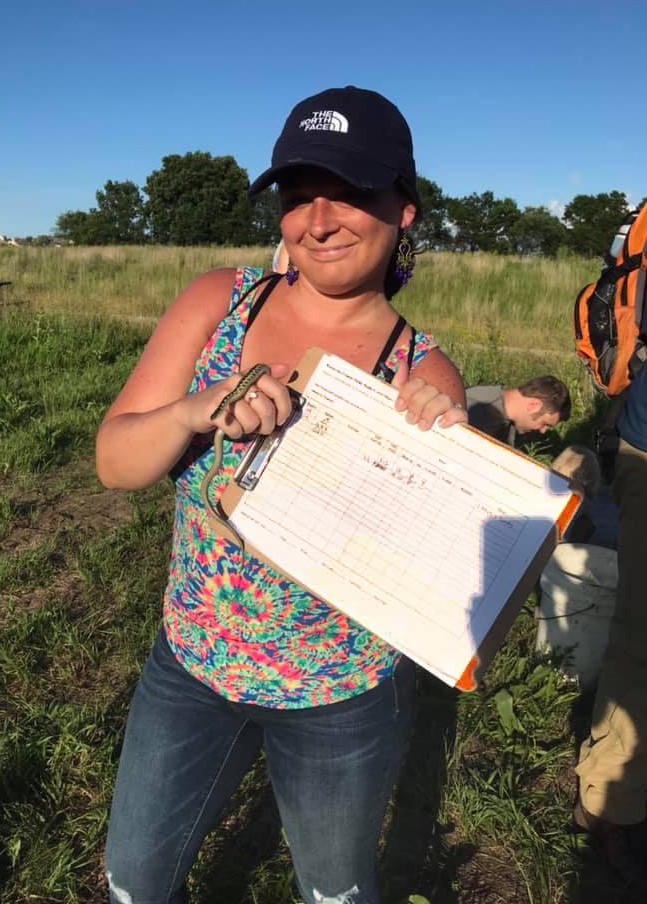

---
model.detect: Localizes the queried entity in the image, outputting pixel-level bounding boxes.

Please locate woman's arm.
[96,269,291,490]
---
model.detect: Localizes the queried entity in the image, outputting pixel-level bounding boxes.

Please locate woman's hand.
[392,360,467,430]
[173,363,293,440]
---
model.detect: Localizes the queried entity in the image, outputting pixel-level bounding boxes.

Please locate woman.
[98,86,466,904]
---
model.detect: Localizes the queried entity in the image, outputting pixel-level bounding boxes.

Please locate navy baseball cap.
[248,86,420,210]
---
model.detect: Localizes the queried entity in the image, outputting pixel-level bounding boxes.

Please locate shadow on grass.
[380,669,460,904]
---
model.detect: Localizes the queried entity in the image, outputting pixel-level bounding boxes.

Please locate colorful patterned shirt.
[163,267,438,708]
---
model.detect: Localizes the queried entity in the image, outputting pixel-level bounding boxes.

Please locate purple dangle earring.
[285,260,299,286]
[395,233,415,286]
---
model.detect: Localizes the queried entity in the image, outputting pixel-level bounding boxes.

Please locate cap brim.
[247,146,399,199]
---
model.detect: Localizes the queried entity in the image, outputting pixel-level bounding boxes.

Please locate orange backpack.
[574,203,647,396]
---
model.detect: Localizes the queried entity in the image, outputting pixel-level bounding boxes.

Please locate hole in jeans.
[105,871,134,904]
[313,884,360,903]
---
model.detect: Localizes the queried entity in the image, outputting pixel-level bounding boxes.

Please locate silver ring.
[453,401,463,409]
[246,390,259,402]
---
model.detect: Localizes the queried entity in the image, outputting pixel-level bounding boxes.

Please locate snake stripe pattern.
[199,363,271,554]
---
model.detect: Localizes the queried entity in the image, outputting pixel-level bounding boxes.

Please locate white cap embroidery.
[299,110,349,133]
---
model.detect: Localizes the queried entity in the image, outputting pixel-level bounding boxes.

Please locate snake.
[199,363,271,561]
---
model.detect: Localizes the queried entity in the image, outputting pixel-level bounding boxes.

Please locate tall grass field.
[0,245,630,903]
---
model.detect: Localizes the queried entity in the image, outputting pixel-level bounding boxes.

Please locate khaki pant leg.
[575,438,647,824]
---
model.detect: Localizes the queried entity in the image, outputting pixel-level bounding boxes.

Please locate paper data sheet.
[230,353,575,685]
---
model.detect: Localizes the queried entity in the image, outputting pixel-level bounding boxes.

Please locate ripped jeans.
[104,629,415,904]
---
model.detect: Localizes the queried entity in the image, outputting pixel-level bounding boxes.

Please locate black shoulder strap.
[228,271,274,318]
[595,392,627,484]
[372,316,418,384]
[244,273,283,333]
[407,328,416,370]
[372,315,407,378]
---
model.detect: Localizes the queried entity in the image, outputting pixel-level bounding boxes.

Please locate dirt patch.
[4,461,133,522]
[1,462,143,614]
[454,846,526,903]
[3,484,133,554]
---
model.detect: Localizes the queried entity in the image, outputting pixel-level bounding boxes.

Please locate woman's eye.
[281,195,310,211]
[335,190,374,207]
[280,189,375,212]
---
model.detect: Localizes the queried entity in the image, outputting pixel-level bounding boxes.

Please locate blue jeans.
[104,630,415,904]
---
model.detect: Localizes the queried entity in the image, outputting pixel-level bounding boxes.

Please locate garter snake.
[199,363,271,561]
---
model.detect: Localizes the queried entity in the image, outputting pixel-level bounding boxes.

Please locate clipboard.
[213,347,581,691]
[213,346,323,552]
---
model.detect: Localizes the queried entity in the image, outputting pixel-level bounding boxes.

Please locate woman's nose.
[308,197,338,238]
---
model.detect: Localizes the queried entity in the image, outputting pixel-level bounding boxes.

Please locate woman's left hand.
[393,361,467,430]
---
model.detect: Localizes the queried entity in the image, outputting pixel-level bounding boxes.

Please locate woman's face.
[279,167,416,297]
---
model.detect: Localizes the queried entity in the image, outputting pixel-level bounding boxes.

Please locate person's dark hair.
[518,375,571,421]
[384,181,420,300]
[384,244,401,301]
[384,230,409,301]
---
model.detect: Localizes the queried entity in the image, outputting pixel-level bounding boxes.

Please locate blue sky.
[2,0,644,237]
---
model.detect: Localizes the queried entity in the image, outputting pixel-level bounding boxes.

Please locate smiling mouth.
[304,244,355,258]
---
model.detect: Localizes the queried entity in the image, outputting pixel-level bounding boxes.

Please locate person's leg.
[262,656,416,904]
[576,438,647,824]
[104,629,263,904]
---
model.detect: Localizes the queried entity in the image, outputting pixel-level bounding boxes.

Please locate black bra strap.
[372,315,407,376]
[407,329,416,370]
[244,272,283,333]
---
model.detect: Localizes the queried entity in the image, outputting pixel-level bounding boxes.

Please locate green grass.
[0,256,631,903]
[0,244,272,323]
[1,479,172,903]
[0,244,600,351]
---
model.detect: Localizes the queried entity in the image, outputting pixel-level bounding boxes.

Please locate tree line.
[54,151,643,258]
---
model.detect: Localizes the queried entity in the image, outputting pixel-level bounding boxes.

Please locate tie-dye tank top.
[163,267,438,708]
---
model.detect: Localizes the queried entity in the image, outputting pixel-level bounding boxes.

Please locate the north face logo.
[299,110,349,133]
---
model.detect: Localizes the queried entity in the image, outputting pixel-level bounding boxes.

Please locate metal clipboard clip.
[233,389,305,491]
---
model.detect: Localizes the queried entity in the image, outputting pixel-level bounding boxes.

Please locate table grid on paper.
[241,398,526,639]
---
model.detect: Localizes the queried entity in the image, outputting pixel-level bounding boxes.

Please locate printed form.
[230,353,575,686]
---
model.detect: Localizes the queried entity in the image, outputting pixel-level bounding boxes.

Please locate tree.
[447,191,521,252]
[249,187,282,245]
[144,152,253,245]
[563,191,630,257]
[411,177,451,249]
[94,180,147,244]
[55,209,106,245]
[55,180,147,245]
[509,206,568,257]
